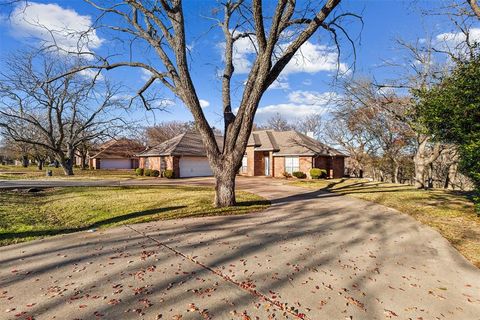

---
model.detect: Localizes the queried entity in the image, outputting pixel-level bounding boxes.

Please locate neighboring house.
[89,138,145,169]
[239,130,347,178]
[137,132,223,178]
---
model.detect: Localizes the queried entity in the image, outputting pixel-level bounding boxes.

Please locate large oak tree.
[45,0,356,206]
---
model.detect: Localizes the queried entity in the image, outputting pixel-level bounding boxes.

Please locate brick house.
[137,132,223,178]
[89,138,145,169]
[137,130,346,179]
[239,130,347,178]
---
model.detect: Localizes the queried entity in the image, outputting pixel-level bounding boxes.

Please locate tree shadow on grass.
[235,199,271,207]
[0,206,186,244]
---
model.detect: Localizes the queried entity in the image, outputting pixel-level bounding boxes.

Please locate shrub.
[135,168,144,176]
[144,169,152,176]
[151,169,160,177]
[163,169,174,179]
[282,171,291,178]
[310,168,327,179]
[292,171,307,179]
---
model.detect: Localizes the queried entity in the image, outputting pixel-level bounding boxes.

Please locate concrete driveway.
[1,177,479,319]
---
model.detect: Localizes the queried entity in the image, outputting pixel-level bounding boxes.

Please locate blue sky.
[1,0,478,130]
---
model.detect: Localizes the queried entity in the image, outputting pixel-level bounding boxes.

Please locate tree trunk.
[214,171,236,207]
[80,154,87,170]
[414,134,444,189]
[414,158,425,188]
[61,159,74,176]
[37,159,44,171]
[443,167,450,189]
[427,162,434,189]
[392,159,400,183]
[414,136,427,188]
[21,155,29,167]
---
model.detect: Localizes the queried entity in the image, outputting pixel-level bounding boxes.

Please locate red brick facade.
[242,148,345,179]
[139,155,180,178]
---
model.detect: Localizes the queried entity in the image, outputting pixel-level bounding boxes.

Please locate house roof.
[247,130,347,157]
[90,138,146,159]
[137,132,224,157]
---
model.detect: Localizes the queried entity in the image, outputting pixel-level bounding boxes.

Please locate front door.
[264,156,270,176]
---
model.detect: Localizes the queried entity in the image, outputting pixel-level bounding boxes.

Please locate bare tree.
[43,0,357,206]
[296,113,324,138]
[0,51,125,175]
[334,79,415,183]
[255,113,294,131]
[467,0,480,18]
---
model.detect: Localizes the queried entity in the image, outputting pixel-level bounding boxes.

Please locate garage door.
[100,159,132,169]
[179,157,213,178]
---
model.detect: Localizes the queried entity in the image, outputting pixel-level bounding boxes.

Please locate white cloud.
[287,90,336,105]
[435,28,480,46]
[254,90,336,123]
[140,69,153,81]
[268,76,290,90]
[230,35,258,74]
[223,34,346,76]
[279,41,348,75]
[434,28,480,56]
[199,99,210,108]
[302,79,312,86]
[78,69,104,80]
[9,2,103,56]
[153,99,176,108]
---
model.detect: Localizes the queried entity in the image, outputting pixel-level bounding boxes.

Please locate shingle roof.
[137,132,224,157]
[248,130,347,157]
[90,138,146,159]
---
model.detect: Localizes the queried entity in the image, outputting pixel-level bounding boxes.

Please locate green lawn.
[0,165,143,180]
[290,178,480,268]
[0,186,269,246]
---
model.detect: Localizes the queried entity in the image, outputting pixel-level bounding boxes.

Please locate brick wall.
[299,156,313,178]
[273,156,285,177]
[313,156,328,170]
[149,157,161,171]
[246,146,255,176]
[172,156,180,178]
[268,151,273,177]
[332,157,345,178]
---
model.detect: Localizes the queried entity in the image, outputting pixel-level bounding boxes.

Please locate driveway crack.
[126,224,309,319]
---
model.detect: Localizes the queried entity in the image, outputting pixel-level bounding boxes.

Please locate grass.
[0,165,143,180]
[290,178,480,268]
[0,185,270,246]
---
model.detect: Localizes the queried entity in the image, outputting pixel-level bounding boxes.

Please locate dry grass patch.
[0,186,269,246]
[290,178,480,267]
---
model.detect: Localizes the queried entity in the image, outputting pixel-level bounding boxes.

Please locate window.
[144,157,150,168]
[285,157,299,174]
[241,156,248,173]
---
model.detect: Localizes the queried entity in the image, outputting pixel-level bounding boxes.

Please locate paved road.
[1,177,479,319]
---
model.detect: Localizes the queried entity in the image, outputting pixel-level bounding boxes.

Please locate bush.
[282,171,291,178]
[310,168,327,179]
[163,169,174,179]
[151,169,160,177]
[144,169,152,176]
[135,168,144,176]
[292,171,306,179]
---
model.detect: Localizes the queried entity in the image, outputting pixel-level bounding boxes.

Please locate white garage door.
[179,157,213,178]
[101,159,132,169]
